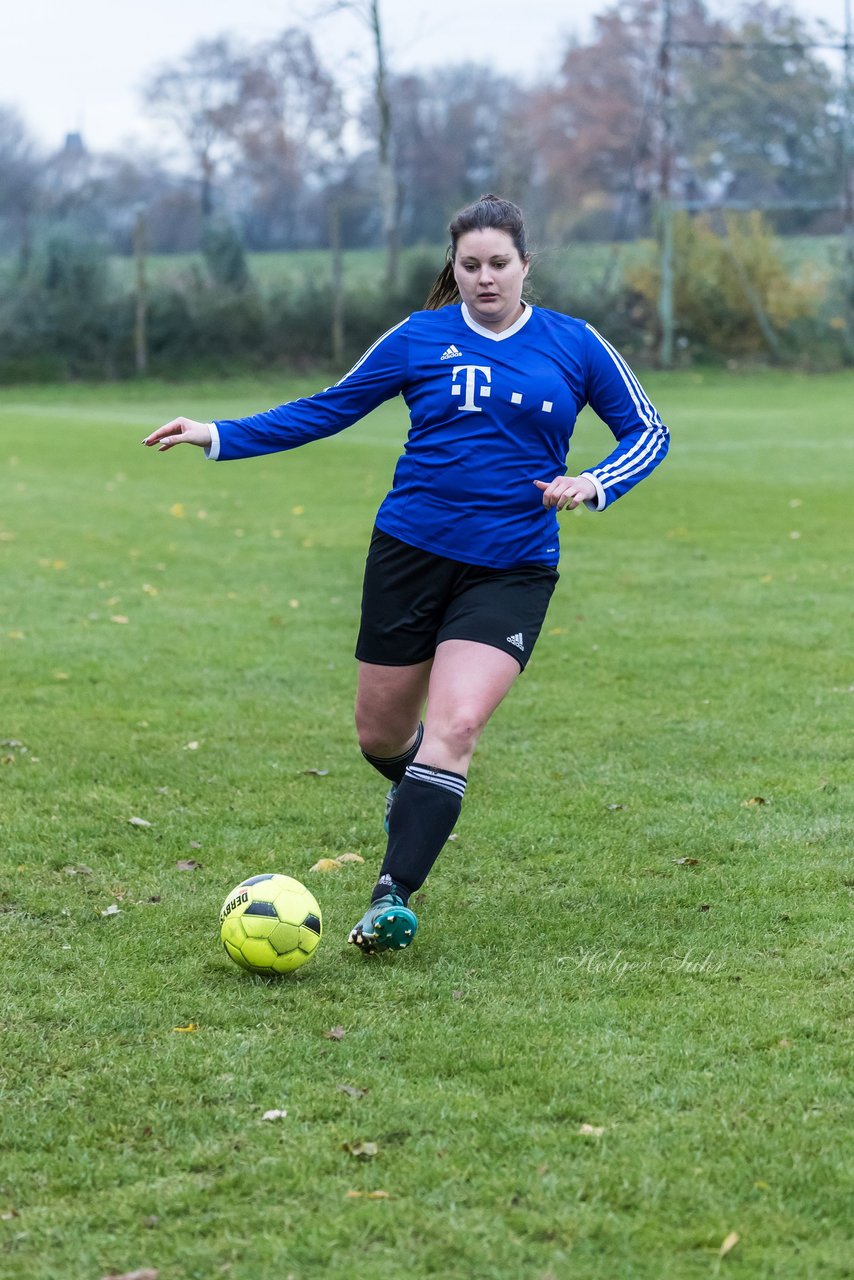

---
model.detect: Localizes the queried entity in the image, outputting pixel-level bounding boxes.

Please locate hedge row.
[0,218,849,380]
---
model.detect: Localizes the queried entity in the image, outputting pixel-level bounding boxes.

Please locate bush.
[0,227,846,382]
[0,234,128,378]
[624,212,827,362]
[201,219,251,291]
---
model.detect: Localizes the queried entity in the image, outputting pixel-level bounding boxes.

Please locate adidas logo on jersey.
[440,344,462,360]
[506,632,525,651]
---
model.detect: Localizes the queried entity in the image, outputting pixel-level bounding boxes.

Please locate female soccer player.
[143,194,669,954]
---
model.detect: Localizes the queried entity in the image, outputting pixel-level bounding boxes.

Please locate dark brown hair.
[424,193,531,310]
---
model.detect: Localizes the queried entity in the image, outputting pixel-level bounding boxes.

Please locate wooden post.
[657,0,675,368]
[843,0,853,362]
[330,201,345,363]
[133,206,148,377]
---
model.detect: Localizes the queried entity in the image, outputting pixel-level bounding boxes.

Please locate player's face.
[453,229,530,332]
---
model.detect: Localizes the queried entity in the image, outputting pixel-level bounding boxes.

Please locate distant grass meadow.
[1,367,852,1279]
[103,236,844,295]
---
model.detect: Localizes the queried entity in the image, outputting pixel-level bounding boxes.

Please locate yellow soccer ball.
[220,873,322,975]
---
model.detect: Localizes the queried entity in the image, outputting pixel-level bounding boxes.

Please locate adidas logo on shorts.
[440,344,462,360]
[506,632,525,651]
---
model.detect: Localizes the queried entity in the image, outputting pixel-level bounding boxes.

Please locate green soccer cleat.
[383,782,397,835]
[348,893,418,954]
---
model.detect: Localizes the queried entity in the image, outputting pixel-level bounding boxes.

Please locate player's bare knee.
[356,714,409,760]
[433,710,484,761]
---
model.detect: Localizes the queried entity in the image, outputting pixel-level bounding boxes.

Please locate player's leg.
[355,658,431,811]
[354,529,452,823]
[349,641,520,951]
[376,638,519,885]
[350,560,559,951]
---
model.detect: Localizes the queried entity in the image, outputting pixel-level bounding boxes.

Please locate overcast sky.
[4,0,849,152]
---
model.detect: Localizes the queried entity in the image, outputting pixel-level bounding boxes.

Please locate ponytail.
[424,259,459,310]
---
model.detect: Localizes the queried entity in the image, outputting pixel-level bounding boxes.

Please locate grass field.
[101,235,844,299]
[1,368,852,1279]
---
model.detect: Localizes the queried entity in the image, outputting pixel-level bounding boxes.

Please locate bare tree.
[325,0,401,288]
[231,28,345,248]
[143,36,246,220]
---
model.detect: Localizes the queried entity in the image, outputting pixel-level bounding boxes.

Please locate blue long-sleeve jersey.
[209,303,669,569]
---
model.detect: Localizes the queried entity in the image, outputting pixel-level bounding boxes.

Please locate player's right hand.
[142,418,212,451]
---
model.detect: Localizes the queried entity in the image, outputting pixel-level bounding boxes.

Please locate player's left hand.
[534,474,597,511]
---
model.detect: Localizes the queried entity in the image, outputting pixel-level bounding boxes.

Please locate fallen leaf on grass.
[673,857,699,866]
[172,1023,198,1033]
[345,1189,390,1200]
[184,741,200,751]
[110,615,130,625]
[606,803,626,811]
[337,1084,368,1099]
[324,1026,346,1041]
[128,816,152,828]
[578,1123,605,1137]
[311,852,365,872]
[100,904,121,917]
[719,1231,740,1258]
[176,859,203,871]
[303,768,329,777]
[0,1208,20,1220]
[261,1109,288,1121]
[342,1140,378,1160]
[743,796,767,807]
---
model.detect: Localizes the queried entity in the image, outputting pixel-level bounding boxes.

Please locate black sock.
[372,763,467,904]
[361,721,424,784]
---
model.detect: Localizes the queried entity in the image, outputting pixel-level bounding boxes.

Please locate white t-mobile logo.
[451,364,492,412]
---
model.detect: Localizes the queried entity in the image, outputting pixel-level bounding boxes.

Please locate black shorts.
[355,528,559,671]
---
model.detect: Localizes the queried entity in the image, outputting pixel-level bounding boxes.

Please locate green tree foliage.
[679,2,840,219]
[201,219,250,290]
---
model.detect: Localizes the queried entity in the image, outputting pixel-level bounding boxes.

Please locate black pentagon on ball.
[303,913,322,935]
[244,901,278,917]
[241,874,276,886]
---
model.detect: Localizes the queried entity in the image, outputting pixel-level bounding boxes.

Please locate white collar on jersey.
[460,302,534,341]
